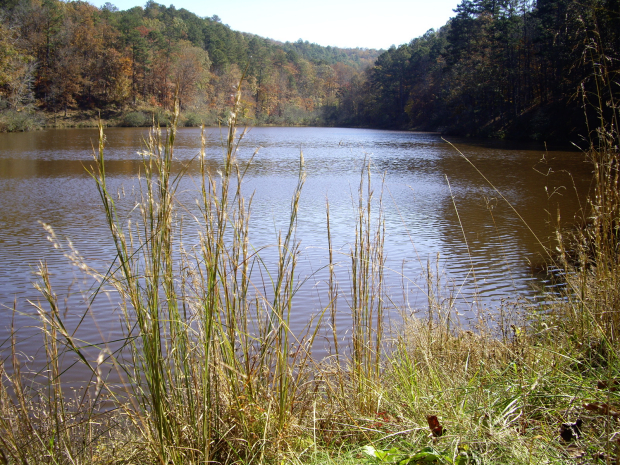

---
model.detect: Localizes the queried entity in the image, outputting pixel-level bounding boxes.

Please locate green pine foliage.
[337,0,620,140]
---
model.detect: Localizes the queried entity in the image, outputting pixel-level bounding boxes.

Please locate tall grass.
[84,87,319,463]
[1,82,321,464]
[551,32,619,364]
[349,161,385,413]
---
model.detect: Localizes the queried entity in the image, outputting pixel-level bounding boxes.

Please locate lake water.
[0,126,592,374]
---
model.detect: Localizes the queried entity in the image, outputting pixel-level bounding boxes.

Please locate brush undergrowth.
[0,109,43,132]
[0,67,619,464]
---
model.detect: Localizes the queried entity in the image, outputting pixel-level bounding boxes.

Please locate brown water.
[0,126,592,376]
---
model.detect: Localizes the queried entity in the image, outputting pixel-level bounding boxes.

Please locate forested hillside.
[335,0,619,140]
[1,0,617,138]
[0,0,380,128]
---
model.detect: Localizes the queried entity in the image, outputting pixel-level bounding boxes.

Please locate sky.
[94,0,461,50]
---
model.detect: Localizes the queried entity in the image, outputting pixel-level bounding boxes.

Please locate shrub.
[121,111,151,128]
[181,112,203,127]
[0,109,43,132]
[121,111,148,127]
[152,108,171,126]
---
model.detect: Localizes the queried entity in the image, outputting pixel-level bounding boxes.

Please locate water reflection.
[0,126,593,378]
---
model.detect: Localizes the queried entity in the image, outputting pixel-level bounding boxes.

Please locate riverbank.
[0,106,584,142]
[0,91,618,465]
[0,106,218,132]
[0,105,325,132]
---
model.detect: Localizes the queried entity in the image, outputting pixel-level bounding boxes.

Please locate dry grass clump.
[0,307,143,464]
[557,38,620,344]
[555,138,620,346]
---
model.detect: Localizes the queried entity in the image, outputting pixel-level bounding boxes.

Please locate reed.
[82,84,320,463]
[349,160,385,414]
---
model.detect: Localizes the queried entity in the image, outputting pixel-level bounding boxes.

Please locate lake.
[0,126,592,374]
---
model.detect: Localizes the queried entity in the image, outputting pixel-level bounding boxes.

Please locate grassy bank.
[0,109,44,132]
[0,104,323,132]
[0,82,618,465]
[0,106,219,131]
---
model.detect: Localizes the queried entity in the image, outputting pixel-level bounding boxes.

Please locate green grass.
[0,77,619,464]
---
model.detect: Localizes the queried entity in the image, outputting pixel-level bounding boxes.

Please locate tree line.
[1,0,617,138]
[333,0,619,140]
[0,0,379,125]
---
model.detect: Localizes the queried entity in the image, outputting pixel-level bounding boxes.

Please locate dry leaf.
[427,415,444,437]
[597,379,620,392]
[583,402,620,418]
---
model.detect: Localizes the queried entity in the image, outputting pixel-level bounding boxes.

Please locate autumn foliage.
[0,0,379,126]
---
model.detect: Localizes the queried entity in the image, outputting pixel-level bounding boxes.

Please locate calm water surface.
[0,127,592,374]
